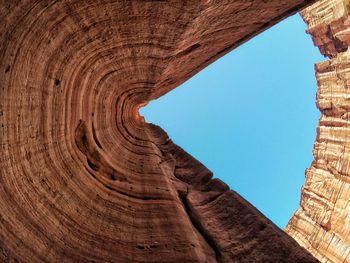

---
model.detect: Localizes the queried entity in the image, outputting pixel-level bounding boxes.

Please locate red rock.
[0,1,318,262]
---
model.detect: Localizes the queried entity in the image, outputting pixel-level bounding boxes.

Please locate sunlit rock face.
[286,0,350,262]
[0,1,318,262]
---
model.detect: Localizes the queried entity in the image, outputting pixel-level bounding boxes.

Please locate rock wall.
[286,0,350,262]
[0,1,318,262]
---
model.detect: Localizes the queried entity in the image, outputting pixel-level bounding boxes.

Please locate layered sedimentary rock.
[0,1,318,262]
[286,0,350,262]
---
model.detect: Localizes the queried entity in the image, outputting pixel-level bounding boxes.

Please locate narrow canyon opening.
[140,13,324,228]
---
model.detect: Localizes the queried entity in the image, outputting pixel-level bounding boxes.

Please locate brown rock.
[0,0,317,262]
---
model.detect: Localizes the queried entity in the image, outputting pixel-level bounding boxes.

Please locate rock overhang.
[0,1,321,262]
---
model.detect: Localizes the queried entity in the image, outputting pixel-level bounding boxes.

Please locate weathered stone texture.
[0,0,319,262]
[286,1,350,262]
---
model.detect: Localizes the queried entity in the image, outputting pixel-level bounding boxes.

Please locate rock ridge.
[286,1,350,262]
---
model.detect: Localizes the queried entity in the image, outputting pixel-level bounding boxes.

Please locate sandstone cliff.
[286,0,350,262]
[1,1,317,262]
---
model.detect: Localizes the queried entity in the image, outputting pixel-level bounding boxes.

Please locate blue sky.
[140,14,324,228]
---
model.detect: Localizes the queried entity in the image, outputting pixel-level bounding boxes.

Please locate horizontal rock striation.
[286,0,350,262]
[1,1,317,262]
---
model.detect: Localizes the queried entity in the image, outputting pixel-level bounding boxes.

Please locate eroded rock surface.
[286,0,350,262]
[1,1,317,262]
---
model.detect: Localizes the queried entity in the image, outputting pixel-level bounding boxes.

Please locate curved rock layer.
[286,1,350,262]
[1,1,317,262]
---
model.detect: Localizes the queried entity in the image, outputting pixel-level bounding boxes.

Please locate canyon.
[0,0,349,262]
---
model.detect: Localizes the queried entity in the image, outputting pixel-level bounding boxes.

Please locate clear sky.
[140,14,324,229]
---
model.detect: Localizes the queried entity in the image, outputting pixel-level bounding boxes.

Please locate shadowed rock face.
[286,1,350,262]
[0,1,318,262]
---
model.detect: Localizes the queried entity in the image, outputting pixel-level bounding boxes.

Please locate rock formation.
[0,1,320,262]
[286,1,350,262]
